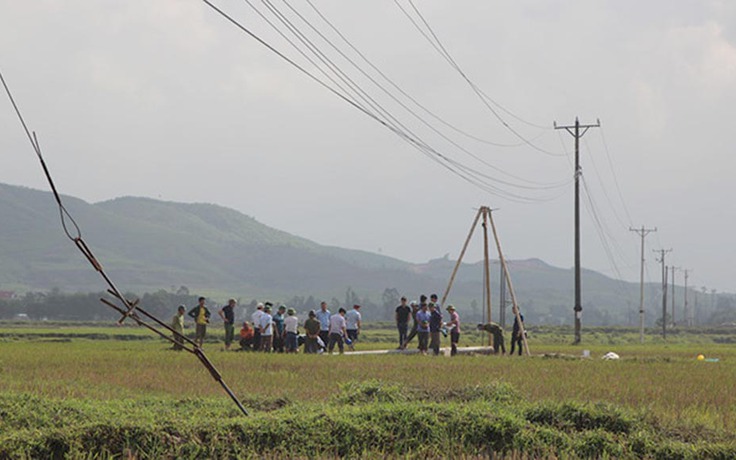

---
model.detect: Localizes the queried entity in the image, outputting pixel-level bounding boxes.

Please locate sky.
[1,1,735,293]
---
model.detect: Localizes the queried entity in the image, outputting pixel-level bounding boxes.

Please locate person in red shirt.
[239,321,254,351]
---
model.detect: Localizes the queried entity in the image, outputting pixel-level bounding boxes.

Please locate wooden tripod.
[440,207,530,356]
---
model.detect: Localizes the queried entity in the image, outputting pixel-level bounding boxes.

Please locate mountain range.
[0,182,671,325]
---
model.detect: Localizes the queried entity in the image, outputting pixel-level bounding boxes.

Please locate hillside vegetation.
[1,182,721,325]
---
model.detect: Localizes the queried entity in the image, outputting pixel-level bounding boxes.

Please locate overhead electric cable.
[581,176,637,312]
[599,126,634,225]
[248,0,532,199]
[207,0,561,202]
[209,0,474,191]
[256,0,568,192]
[558,127,633,296]
[302,0,539,149]
[405,0,551,132]
[581,175,630,281]
[395,0,565,157]
[295,0,568,189]
[583,137,631,230]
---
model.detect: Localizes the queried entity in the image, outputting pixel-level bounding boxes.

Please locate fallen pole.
[1,69,248,416]
[344,346,496,356]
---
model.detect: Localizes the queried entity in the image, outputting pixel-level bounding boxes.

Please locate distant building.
[0,290,16,300]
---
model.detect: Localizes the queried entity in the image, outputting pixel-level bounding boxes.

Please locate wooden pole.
[488,210,531,356]
[481,208,493,346]
[440,208,483,308]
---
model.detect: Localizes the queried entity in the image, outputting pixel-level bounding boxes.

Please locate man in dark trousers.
[428,302,443,356]
[405,295,426,347]
[477,322,506,355]
[303,310,321,354]
[510,311,525,356]
[395,297,411,349]
[218,298,236,351]
[188,297,210,348]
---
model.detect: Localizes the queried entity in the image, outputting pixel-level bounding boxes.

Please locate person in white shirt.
[327,308,348,354]
[258,305,274,352]
[283,308,299,353]
[251,302,265,350]
[315,301,331,348]
[345,304,362,350]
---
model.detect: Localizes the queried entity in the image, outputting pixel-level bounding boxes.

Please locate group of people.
[171,297,363,354]
[243,301,362,354]
[393,294,462,356]
[394,293,526,356]
[171,293,525,356]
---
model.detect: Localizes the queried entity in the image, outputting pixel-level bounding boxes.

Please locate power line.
[395,0,564,157]
[208,0,511,198]
[205,0,564,202]
[583,137,630,230]
[599,126,634,225]
[302,0,540,149]
[272,0,569,190]
[249,0,546,200]
[580,176,629,283]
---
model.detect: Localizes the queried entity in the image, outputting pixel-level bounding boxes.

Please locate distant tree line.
[2,286,736,326]
[0,288,203,321]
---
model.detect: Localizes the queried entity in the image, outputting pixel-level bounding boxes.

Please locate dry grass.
[1,332,734,432]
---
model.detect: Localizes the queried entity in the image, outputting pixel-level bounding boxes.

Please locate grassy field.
[1,323,735,458]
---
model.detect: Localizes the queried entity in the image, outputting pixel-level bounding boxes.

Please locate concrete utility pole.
[670,266,678,326]
[683,269,690,326]
[630,226,657,343]
[654,249,672,339]
[700,286,707,325]
[499,266,507,328]
[554,117,600,345]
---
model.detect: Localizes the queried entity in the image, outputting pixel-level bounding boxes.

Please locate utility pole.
[699,286,707,325]
[670,266,678,326]
[481,212,492,331]
[630,226,657,343]
[499,265,507,328]
[683,269,690,326]
[654,249,672,338]
[554,117,600,344]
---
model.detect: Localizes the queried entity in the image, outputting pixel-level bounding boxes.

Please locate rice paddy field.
[1,322,735,459]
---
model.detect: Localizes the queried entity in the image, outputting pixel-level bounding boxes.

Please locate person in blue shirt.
[315,301,331,348]
[272,305,286,353]
[415,302,431,355]
[345,304,362,351]
[405,295,427,347]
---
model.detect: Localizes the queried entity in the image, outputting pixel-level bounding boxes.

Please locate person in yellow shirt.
[171,305,186,351]
[187,297,211,347]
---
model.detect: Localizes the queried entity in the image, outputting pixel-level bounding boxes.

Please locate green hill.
[0,183,424,296]
[0,182,681,325]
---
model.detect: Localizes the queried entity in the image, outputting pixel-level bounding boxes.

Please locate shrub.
[333,379,407,404]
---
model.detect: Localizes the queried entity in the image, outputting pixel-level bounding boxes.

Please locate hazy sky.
[2,1,735,292]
